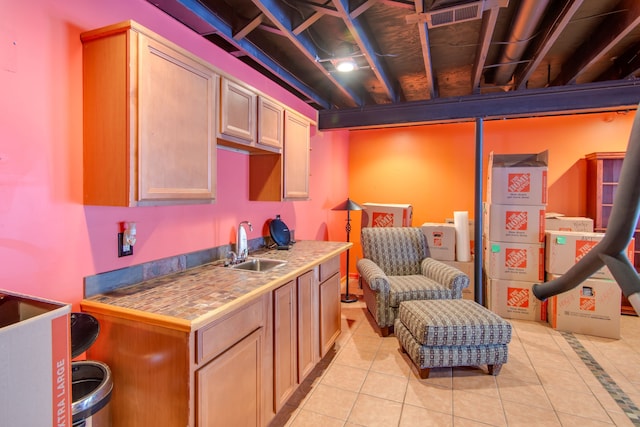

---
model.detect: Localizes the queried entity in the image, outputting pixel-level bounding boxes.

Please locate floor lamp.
[332,198,363,303]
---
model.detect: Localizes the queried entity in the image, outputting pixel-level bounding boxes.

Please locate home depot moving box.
[484,203,545,243]
[440,259,475,301]
[546,274,621,339]
[487,279,546,322]
[545,230,635,280]
[485,241,545,282]
[545,214,594,232]
[487,151,548,205]
[421,223,456,261]
[362,203,413,227]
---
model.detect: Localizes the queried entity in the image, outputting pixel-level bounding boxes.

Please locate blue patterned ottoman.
[395,299,512,379]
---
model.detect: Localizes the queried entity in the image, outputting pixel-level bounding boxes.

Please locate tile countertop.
[81,240,352,331]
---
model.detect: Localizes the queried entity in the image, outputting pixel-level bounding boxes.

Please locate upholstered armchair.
[357,227,470,336]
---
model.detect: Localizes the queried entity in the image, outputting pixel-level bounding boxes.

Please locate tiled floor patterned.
[271,283,640,427]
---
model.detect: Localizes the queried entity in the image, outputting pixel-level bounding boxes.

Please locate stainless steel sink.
[230,258,287,272]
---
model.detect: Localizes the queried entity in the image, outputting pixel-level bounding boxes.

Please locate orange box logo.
[505,211,528,231]
[432,232,443,247]
[579,286,596,311]
[507,287,530,308]
[508,173,530,193]
[372,212,394,227]
[575,240,597,262]
[505,248,527,269]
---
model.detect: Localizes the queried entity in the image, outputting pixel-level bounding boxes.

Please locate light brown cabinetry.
[273,270,316,412]
[318,257,341,356]
[283,111,311,199]
[81,253,343,427]
[273,280,297,411]
[258,97,284,150]
[219,77,257,145]
[81,21,217,206]
[586,152,639,315]
[249,111,311,201]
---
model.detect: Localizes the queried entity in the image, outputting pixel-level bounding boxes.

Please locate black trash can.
[70,313,113,427]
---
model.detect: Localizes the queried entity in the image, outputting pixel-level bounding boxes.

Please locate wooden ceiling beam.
[471,4,503,93]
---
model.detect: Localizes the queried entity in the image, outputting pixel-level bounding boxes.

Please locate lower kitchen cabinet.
[319,257,341,356]
[197,328,263,426]
[81,255,343,427]
[273,280,297,412]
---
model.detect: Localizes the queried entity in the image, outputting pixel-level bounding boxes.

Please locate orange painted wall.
[347,111,636,270]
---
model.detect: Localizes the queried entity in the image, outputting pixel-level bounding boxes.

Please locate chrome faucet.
[237,221,253,262]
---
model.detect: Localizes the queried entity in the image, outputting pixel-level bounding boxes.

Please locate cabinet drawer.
[319,256,340,282]
[197,297,264,364]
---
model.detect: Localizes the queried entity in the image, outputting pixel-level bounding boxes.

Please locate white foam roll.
[454,211,471,262]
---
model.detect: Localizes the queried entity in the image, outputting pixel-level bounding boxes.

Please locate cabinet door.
[197,328,263,427]
[319,272,341,357]
[297,271,316,382]
[220,78,257,144]
[273,281,296,412]
[138,33,217,203]
[258,97,283,151]
[283,111,310,199]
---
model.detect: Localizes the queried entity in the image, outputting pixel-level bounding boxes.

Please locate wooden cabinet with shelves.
[81,21,217,206]
[586,151,639,315]
[249,111,311,201]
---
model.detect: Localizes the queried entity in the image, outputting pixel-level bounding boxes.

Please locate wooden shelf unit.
[586,152,639,315]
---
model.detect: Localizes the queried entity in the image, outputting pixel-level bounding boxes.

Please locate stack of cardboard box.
[484,151,548,321]
[544,227,633,339]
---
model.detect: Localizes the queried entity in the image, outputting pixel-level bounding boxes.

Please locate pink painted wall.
[0,0,350,306]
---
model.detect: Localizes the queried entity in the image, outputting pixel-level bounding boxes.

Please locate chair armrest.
[356,258,391,293]
[421,258,470,296]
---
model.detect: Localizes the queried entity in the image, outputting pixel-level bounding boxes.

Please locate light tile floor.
[271,282,640,427]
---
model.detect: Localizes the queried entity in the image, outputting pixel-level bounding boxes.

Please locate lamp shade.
[331,198,363,211]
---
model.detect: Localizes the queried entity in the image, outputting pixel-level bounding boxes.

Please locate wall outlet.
[118,233,133,257]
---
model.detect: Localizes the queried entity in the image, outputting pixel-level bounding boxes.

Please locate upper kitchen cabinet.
[218,78,283,153]
[249,111,311,201]
[257,97,284,150]
[81,21,217,206]
[218,78,257,147]
[283,110,311,199]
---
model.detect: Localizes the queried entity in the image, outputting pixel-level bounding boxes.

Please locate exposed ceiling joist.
[514,0,584,90]
[251,0,366,107]
[332,0,400,102]
[552,0,640,85]
[472,2,504,92]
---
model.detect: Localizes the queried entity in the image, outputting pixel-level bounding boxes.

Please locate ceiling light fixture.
[335,59,357,72]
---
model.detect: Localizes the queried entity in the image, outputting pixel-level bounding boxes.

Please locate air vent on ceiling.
[426,1,483,28]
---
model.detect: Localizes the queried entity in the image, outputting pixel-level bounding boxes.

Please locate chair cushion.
[388,275,456,307]
[398,299,512,347]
